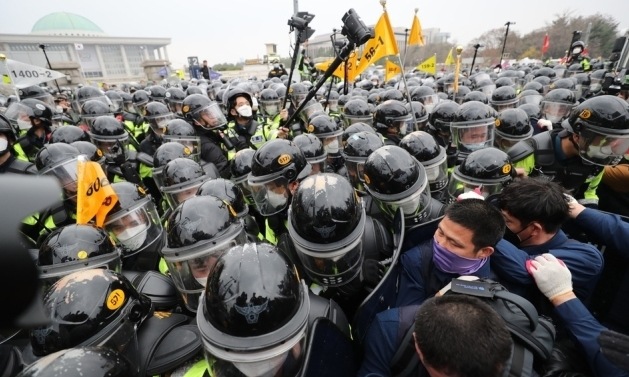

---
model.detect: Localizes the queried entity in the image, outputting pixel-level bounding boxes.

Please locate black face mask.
[503,223,532,245]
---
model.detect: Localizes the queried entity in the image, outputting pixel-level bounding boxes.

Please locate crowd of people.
[2,39,629,377]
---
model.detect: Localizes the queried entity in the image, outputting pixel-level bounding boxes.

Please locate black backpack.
[390,277,556,377]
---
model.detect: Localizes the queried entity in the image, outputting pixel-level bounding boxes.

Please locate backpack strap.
[390,305,421,377]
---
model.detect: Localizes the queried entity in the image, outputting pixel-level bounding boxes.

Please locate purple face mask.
[432,237,488,275]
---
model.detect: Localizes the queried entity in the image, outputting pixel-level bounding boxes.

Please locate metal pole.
[470,44,483,73]
[498,22,515,71]
[403,29,409,67]
[453,46,463,103]
[39,44,61,92]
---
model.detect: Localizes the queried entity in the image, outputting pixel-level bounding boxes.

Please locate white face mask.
[266,190,287,208]
[587,144,614,159]
[237,105,253,118]
[251,97,259,112]
[424,104,435,114]
[425,166,440,182]
[325,139,340,154]
[0,138,8,153]
[462,142,487,152]
[234,352,288,377]
[399,123,408,136]
[195,276,208,287]
[17,119,32,130]
[397,196,422,215]
[116,223,148,251]
[264,105,279,116]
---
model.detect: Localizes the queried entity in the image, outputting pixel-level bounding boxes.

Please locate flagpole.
[452,46,463,103]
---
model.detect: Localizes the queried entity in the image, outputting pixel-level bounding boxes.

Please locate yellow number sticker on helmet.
[106,289,125,310]
[278,154,292,166]
[502,164,512,174]
[495,119,501,127]
[182,105,190,114]
[307,124,315,133]
[77,250,88,260]
[183,147,191,155]
[96,149,103,157]
[363,174,371,185]
[579,109,591,119]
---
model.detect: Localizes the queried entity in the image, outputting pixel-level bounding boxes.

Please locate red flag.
[542,34,549,55]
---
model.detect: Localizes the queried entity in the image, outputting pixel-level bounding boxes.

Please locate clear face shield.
[168,101,184,115]
[376,179,432,221]
[161,176,208,210]
[162,135,202,162]
[451,121,495,154]
[192,103,228,130]
[295,237,365,288]
[123,101,135,114]
[518,94,543,107]
[91,134,129,163]
[291,93,307,109]
[40,157,80,202]
[491,100,518,112]
[577,127,629,166]
[419,94,439,114]
[344,157,367,194]
[232,174,255,205]
[343,115,373,129]
[479,84,496,98]
[260,99,280,117]
[5,103,34,132]
[306,155,327,176]
[298,99,324,124]
[422,149,449,192]
[147,114,175,135]
[133,102,149,118]
[327,99,339,113]
[446,169,508,203]
[321,134,343,155]
[494,128,533,152]
[248,175,291,216]
[38,251,122,293]
[164,225,246,312]
[104,200,163,258]
[203,314,307,377]
[541,101,573,123]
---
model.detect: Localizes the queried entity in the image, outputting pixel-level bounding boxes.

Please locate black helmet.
[4,102,35,134]
[163,195,246,312]
[343,131,384,193]
[380,88,405,102]
[105,182,164,261]
[288,82,308,107]
[399,131,448,192]
[522,81,544,94]
[119,92,134,113]
[343,98,372,127]
[534,67,557,79]
[146,85,167,103]
[450,101,496,155]
[406,101,429,131]
[74,86,111,114]
[494,108,533,152]
[225,87,253,115]
[551,78,576,91]
[289,173,366,287]
[49,125,90,144]
[274,85,287,103]
[161,158,208,209]
[151,142,196,189]
[489,86,518,111]
[367,92,381,106]
[463,90,488,104]
[533,76,552,95]
[197,178,248,217]
[410,86,439,113]
[0,114,14,148]
[553,64,567,79]
[144,102,175,134]
[186,86,205,97]
[374,100,412,135]
[70,140,106,170]
[163,118,201,161]
[35,144,81,201]
[18,347,133,377]
[293,133,327,174]
[494,77,515,89]
[81,99,113,128]
[324,90,340,112]
[518,103,541,124]
[307,114,343,155]
[540,88,575,123]
[518,89,544,107]
[104,90,123,113]
[363,145,431,221]
[342,122,376,145]
[89,116,129,163]
[248,139,312,216]
[182,94,227,130]
[561,95,629,166]
[447,147,515,203]
[37,224,122,290]
[570,40,586,56]
[475,79,496,98]
[428,100,460,135]
[18,85,55,107]
[31,269,151,359]
[164,87,186,114]
[21,98,54,126]
[198,242,308,377]
[259,88,281,117]
[230,148,256,204]
[449,86,471,104]
[131,90,150,111]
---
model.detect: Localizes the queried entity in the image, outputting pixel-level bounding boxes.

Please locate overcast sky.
[1,0,628,68]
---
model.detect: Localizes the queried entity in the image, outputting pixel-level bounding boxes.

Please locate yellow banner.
[314,52,359,82]
[416,55,436,75]
[408,13,425,46]
[77,158,118,227]
[355,11,399,76]
[445,48,455,65]
[385,60,401,81]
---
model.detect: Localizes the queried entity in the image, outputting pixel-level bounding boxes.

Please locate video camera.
[341,9,374,46]
[288,12,315,32]
[602,69,629,95]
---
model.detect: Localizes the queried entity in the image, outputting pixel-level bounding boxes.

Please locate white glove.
[526,254,573,300]
[457,187,485,201]
[537,119,553,130]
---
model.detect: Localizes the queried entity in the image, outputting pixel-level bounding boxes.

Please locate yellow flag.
[416,55,436,75]
[445,48,455,65]
[355,11,399,76]
[408,13,425,46]
[333,51,358,82]
[314,59,333,72]
[385,60,401,81]
[77,157,118,227]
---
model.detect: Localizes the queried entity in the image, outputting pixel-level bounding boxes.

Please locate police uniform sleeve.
[395,247,427,308]
[580,168,603,207]
[357,309,402,377]
[554,298,629,377]
[575,208,629,258]
[200,141,231,179]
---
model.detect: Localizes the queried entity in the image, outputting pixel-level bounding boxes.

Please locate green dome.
[31,12,105,36]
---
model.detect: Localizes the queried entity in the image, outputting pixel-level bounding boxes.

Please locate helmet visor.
[518,94,543,107]
[419,94,439,108]
[446,170,508,203]
[423,151,449,192]
[299,100,325,124]
[260,99,280,117]
[104,201,163,257]
[232,175,254,205]
[541,102,573,123]
[451,121,495,153]
[91,134,129,163]
[162,136,202,162]
[494,129,533,152]
[345,160,367,193]
[479,85,496,98]
[248,176,290,216]
[376,183,431,220]
[148,114,176,133]
[194,103,227,130]
[294,237,364,288]
[5,103,34,131]
[343,115,373,128]
[162,177,207,210]
[38,252,122,292]
[577,128,629,166]
[203,325,307,377]
[321,134,343,155]
[40,158,80,202]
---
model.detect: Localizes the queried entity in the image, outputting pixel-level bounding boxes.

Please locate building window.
[100,44,127,76]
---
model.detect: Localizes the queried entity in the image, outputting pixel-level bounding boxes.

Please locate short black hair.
[444,199,505,250]
[414,295,513,377]
[498,178,569,233]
